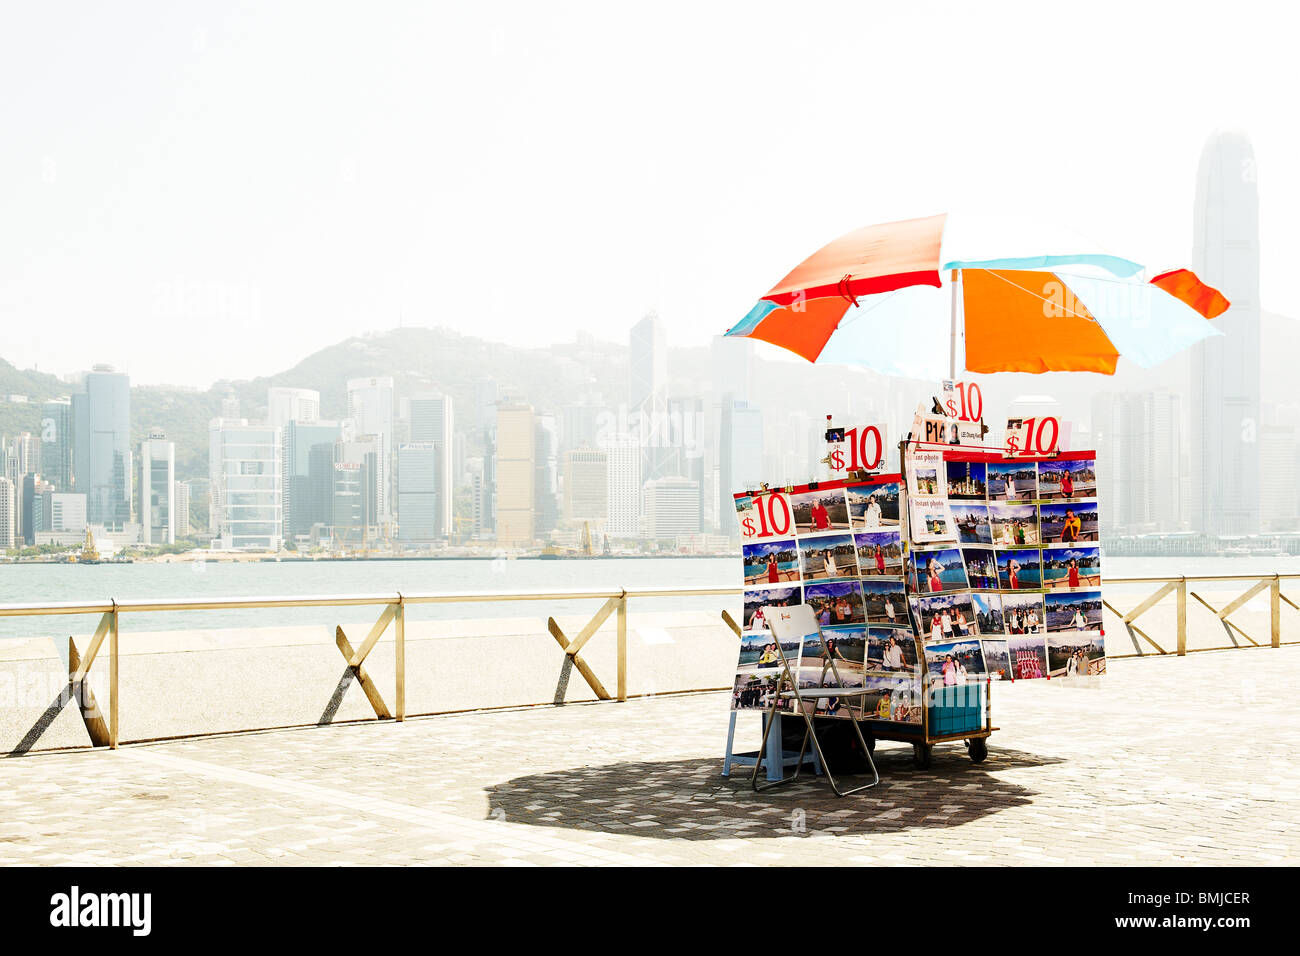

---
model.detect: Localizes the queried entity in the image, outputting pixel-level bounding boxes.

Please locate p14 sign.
[736,490,793,540]
[825,424,887,473]
[1004,416,1061,457]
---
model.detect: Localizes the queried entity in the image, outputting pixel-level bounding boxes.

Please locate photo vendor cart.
[724,435,1104,788]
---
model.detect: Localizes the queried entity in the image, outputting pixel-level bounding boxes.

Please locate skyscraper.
[719,399,764,537]
[494,402,536,547]
[72,365,132,528]
[346,377,395,523]
[1191,130,1261,535]
[605,437,641,537]
[139,430,176,546]
[1092,390,1184,534]
[282,420,342,540]
[174,480,191,538]
[267,387,321,429]
[39,399,73,492]
[629,313,674,482]
[643,477,701,538]
[0,477,15,549]
[408,392,454,538]
[562,449,608,529]
[396,441,444,544]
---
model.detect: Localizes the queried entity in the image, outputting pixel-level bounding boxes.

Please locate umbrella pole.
[949,268,960,379]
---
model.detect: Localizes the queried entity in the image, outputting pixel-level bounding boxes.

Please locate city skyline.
[4,5,1300,387]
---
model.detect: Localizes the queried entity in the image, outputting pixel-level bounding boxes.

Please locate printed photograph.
[860,578,907,625]
[915,547,970,593]
[1037,457,1097,500]
[742,538,800,585]
[742,585,800,631]
[989,502,1040,546]
[1044,590,1104,633]
[731,672,785,711]
[890,680,922,723]
[924,639,986,683]
[854,530,904,576]
[996,548,1042,589]
[1000,593,1046,635]
[791,488,851,533]
[805,579,867,627]
[951,502,993,544]
[1041,546,1102,589]
[1006,633,1049,680]
[962,547,1000,590]
[910,591,978,643]
[1047,631,1107,677]
[980,639,1014,681]
[846,480,901,529]
[971,591,1004,635]
[946,459,987,500]
[987,461,1038,501]
[865,626,919,673]
[798,532,859,580]
[1039,500,1100,544]
[735,630,800,674]
[808,625,868,668]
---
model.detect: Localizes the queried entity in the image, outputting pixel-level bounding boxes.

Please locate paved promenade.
[1,645,1296,866]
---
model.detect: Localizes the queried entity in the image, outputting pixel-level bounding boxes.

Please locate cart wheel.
[967,737,988,763]
[912,743,932,769]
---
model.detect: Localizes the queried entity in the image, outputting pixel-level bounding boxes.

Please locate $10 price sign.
[1004,416,1061,457]
[737,490,793,540]
[825,424,888,473]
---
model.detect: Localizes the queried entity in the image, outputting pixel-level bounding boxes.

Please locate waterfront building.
[494,402,536,547]
[282,420,342,540]
[643,476,701,539]
[49,492,87,533]
[718,399,763,537]
[209,419,282,550]
[562,448,608,530]
[139,431,176,546]
[1191,130,1261,535]
[0,477,14,549]
[396,441,444,544]
[39,399,73,492]
[174,480,191,538]
[346,377,395,523]
[407,392,454,538]
[605,436,641,537]
[72,365,132,529]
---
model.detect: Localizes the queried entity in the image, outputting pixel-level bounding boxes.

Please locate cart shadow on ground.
[485,743,1062,840]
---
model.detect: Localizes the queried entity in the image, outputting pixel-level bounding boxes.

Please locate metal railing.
[0,574,1296,751]
[0,585,739,750]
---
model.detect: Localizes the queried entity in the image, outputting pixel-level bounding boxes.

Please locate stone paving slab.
[0,645,1297,866]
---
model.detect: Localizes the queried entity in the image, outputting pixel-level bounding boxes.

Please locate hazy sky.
[3,1,1297,387]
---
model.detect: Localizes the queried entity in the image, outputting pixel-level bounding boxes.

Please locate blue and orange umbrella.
[725,213,1229,378]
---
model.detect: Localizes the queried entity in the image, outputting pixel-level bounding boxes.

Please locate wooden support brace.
[1102,599,1167,655]
[547,617,612,701]
[348,603,398,668]
[336,626,393,719]
[1216,578,1271,620]
[71,611,112,685]
[721,610,742,639]
[68,636,110,747]
[1190,595,1258,647]
[1122,581,1178,624]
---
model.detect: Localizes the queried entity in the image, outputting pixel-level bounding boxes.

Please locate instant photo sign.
[733,475,923,724]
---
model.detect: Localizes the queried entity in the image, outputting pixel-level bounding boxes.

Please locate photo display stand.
[727,437,1104,776]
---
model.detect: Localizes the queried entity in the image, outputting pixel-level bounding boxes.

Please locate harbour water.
[0,553,1298,640]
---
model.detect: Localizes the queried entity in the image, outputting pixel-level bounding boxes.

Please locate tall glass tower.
[1190,131,1261,535]
[72,365,132,528]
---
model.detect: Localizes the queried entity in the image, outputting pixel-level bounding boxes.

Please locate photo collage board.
[732,474,923,724]
[905,449,1105,682]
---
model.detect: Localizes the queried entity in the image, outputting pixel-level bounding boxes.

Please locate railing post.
[1176,577,1187,656]
[395,595,406,721]
[1272,575,1281,649]
[109,602,119,750]
[616,590,627,702]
